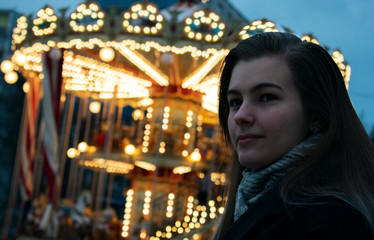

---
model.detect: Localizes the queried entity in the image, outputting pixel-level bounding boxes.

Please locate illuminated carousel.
[1,0,351,239]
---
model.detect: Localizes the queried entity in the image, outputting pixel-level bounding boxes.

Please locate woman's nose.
[234,103,255,125]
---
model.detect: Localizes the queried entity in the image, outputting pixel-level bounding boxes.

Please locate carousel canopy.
[5,0,351,114]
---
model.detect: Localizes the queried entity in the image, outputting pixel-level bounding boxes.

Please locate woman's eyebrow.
[227,89,240,96]
[227,82,283,96]
[249,82,283,94]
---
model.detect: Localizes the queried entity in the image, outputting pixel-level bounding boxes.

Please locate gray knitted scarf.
[234,134,322,221]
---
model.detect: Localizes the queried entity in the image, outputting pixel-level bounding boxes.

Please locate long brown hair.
[215,32,374,238]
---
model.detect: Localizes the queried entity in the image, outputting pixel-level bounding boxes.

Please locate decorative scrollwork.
[122,2,163,35]
[184,10,225,42]
[70,2,105,32]
[32,7,58,36]
[239,19,279,40]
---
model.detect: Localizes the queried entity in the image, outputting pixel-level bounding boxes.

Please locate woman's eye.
[229,99,242,108]
[260,94,277,102]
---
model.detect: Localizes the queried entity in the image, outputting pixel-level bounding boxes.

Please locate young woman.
[214,32,374,239]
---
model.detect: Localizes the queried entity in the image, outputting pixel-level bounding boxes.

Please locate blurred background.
[0,0,373,239]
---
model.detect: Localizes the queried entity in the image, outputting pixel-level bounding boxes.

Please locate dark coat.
[219,187,373,240]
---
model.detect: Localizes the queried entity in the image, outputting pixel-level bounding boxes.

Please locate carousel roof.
[3,0,351,113]
[96,0,178,11]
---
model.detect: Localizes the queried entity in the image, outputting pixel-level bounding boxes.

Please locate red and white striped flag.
[19,77,41,200]
[41,48,64,203]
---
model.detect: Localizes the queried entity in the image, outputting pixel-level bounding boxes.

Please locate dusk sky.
[1,0,373,131]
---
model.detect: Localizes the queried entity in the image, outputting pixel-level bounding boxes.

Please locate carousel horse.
[71,191,94,229]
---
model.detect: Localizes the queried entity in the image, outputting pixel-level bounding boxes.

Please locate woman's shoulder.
[288,195,373,239]
[289,195,366,220]
[219,189,373,240]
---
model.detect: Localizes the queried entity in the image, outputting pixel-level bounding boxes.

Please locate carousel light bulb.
[182,150,188,157]
[168,193,175,199]
[184,133,191,139]
[1,60,13,73]
[4,71,18,84]
[139,98,154,107]
[14,53,27,66]
[99,47,115,62]
[78,141,89,152]
[88,146,97,153]
[133,109,143,120]
[89,101,101,113]
[67,148,79,158]
[125,144,135,156]
[23,82,30,93]
[190,149,201,162]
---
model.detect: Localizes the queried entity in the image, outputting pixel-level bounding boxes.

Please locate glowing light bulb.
[78,141,89,152]
[125,144,136,155]
[23,82,30,93]
[1,60,13,73]
[4,71,18,84]
[99,47,115,62]
[89,101,101,113]
[14,53,27,66]
[190,149,201,162]
[67,148,79,158]
[133,109,143,120]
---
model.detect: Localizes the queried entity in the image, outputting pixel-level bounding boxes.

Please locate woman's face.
[227,56,311,169]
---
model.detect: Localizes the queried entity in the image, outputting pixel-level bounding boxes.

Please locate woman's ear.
[309,113,325,134]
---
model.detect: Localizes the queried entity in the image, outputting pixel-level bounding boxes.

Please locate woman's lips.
[237,134,262,144]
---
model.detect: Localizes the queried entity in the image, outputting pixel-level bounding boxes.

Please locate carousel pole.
[66,96,83,200]
[91,100,109,210]
[91,171,98,204]
[90,100,101,201]
[75,166,84,200]
[106,102,122,209]
[83,97,92,145]
[94,86,117,234]
[147,83,170,238]
[0,96,27,240]
[71,97,88,201]
[55,93,76,203]
[33,119,45,198]
[106,174,115,209]
[116,103,123,128]
[75,96,92,198]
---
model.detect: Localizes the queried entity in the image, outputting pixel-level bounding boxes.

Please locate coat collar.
[220,186,287,239]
